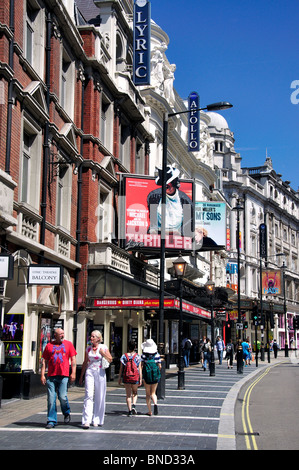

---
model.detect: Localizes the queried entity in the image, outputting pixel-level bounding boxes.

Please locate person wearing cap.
[141,339,162,416]
[147,165,193,237]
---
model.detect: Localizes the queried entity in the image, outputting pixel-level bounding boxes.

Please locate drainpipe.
[5,0,15,174]
[40,11,52,262]
[73,72,85,349]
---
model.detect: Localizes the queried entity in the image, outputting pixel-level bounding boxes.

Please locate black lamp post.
[205,279,216,376]
[232,198,244,340]
[172,255,187,390]
[158,100,233,391]
[282,260,289,357]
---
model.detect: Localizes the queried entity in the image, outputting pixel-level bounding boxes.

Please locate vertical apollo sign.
[259,223,267,259]
[133,0,151,86]
[188,92,200,152]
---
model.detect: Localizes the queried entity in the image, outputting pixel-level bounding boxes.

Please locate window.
[25,1,44,77]
[215,141,223,152]
[135,141,144,175]
[119,123,130,169]
[26,5,34,65]
[21,132,32,202]
[56,162,72,230]
[96,187,112,242]
[100,96,112,152]
[60,48,74,118]
[20,120,42,209]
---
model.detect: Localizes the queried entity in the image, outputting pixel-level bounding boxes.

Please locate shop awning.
[92,297,211,321]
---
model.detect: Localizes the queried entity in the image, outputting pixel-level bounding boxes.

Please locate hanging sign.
[0,254,14,280]
[188,92,200,152]
[259,223,267,258]
[133,0,151,85]
[28,265,63,285]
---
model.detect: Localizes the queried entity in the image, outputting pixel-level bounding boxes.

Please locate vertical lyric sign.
[188,92,200,152]
[133,0,151,86]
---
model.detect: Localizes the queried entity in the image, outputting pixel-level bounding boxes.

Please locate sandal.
[146,412,152,416]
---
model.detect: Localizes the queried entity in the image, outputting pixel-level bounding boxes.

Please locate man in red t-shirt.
[41,328,77,429]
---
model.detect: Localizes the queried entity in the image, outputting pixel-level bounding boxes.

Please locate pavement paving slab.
[0,353,287,452]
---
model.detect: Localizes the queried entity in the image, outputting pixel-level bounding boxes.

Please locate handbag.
[102,356,110,369]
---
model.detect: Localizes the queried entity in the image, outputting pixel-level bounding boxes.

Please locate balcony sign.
[133,0,151,85]
[188,92,199,152]
[28,265,63,286]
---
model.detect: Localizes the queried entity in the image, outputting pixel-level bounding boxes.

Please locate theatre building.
[0,0,231,399]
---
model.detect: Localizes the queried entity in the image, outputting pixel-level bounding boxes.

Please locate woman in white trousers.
[79,330,112,428]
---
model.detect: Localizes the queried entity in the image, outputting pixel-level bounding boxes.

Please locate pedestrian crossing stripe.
[0,427,219,439]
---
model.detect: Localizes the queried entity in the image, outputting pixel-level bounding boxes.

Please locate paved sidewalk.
[0,353,287,451]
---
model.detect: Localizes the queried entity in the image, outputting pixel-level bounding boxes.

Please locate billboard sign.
[133,0,151,85]
[194,201,226,250]
[262,270,281,295]
[121,174,194,252]
[226,262,238,292]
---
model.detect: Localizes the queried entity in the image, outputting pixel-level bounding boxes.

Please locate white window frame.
[25,0,45,77]
[20,117,42,209]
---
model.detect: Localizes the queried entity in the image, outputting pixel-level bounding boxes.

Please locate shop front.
[0,252,79,399]
[85,293,211,375]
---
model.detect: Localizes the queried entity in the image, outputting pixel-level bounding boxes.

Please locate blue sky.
[150,0,299,191]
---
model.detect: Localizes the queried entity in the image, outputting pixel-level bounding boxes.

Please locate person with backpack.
[118,341,142,417]
[141,339,162,416]
[225,339,234,369]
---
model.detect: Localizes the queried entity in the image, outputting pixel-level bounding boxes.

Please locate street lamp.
[205,279,216,376]
[232,198,244,340]
[281,259,289,357]
[172,254,187,390]
[158,100,233,355]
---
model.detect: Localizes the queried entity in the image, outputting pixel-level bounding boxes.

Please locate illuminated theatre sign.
[188,91,200,152]
[133,0,151,85]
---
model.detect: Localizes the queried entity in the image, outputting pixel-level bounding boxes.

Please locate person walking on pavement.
[241,337,250,366]
[41,328,77,429]
[182,336,192,367]
[141,339,161,416]
[226,339,234,369]
[118,341,142,416]
[199,336,206,369]
[272,339,279,358]
[216,336,225,364]
[203,338,212,371]
[235,339,244,374]
[79,330,112,428]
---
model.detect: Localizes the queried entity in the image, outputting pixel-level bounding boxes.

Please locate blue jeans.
[183,349,190,367]
[217,349,223,364]
[203,352,210,369]
[46,376,70,425]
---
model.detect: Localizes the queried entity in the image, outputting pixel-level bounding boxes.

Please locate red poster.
[124,174,194,251]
